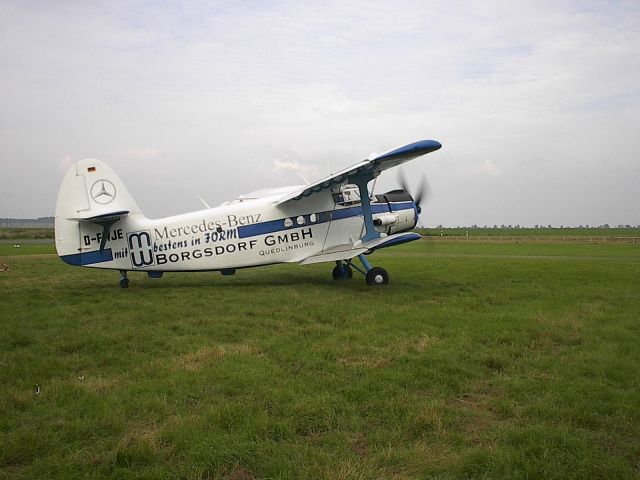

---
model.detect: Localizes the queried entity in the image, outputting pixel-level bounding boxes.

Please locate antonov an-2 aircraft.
[55,140,441,287]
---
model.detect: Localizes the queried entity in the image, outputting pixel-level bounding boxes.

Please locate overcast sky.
[1,1,639,226]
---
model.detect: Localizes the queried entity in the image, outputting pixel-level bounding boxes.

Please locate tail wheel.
[366,267,389,286]
[119,270,129,288]
[332,264,353,280]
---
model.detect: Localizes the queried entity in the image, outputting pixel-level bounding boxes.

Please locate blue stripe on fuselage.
[237,201,415,239]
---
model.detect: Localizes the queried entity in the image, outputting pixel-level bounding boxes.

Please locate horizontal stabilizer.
[60,249,114,266]
[69,210,130,222]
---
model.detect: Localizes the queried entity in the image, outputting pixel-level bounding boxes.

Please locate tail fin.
[55,159,143,263]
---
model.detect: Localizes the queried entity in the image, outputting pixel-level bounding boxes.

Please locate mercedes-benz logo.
[90,179,117,204]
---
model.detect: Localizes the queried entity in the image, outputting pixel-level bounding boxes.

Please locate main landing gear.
[332,263,353,280]
[333,255,389,286]
[365,267,390,286]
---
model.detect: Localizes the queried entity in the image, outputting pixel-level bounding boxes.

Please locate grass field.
[2,226,640,241]
[1,241,639,479]
[418,227,640,237]
[0,228,53,240]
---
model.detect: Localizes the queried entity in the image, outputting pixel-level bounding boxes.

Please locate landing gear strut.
[333,255,389,286]
[357,254,389,286]
[119,270,129,288]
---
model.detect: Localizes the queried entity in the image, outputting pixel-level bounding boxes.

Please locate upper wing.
[276,139,441,205]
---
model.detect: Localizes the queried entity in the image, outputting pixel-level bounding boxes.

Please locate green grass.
[0,228,53,240]
[4,226,640,242]
[1,242,639,479]
[0,244,55,256]
[419,227,640,237]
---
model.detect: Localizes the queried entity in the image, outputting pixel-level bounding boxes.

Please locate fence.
[422,235,640,244]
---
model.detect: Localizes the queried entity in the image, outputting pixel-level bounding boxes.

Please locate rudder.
[55,159,144,265]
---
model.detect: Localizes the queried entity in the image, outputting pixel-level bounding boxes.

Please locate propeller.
[398,170,430,214]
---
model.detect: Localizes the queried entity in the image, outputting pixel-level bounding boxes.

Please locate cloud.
[116,147,162,162]
[272,158,318,185]
[1,1,639,224]
[59,154,73,174]
[476,159,500,177]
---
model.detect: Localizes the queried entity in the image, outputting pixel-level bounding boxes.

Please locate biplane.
[55,140,441,286]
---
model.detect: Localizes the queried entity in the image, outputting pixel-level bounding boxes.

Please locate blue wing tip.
[402,139,442,153]
[419,139,442,150]
[375,139,442,161]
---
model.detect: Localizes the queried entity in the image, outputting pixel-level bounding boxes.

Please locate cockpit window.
[332,185,361,206]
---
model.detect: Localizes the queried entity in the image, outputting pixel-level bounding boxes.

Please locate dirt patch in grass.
[330,458,388,480]
[79,374,125,394]
[174,344,262,371]
[451,381,512,448]
[349,432,369,457]
[336,335,442,368]
[119,421,162,448]
[336,354,392,368]
[412,440,461,472]
[414,334,442,351]
[532,311,584,351]
[221,465,259,480]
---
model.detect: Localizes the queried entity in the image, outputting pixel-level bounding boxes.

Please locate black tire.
[332,264,353,280]
[119,277,129,288]
[366,267,389,286]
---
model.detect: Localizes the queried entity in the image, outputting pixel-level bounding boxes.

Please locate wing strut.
[350,170,381,243]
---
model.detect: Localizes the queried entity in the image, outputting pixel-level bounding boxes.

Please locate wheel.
[332,264,353,280]
[366,267,389,286]
[119,277,129,288]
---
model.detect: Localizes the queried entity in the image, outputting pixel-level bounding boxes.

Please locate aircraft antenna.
[196,194,211,209]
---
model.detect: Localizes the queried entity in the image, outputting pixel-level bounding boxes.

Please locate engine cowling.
[373,214,398,227]
[372,189,418,235]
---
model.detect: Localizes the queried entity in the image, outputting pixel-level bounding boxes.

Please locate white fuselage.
[66,191,417,272]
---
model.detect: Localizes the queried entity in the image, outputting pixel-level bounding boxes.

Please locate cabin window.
[332,185,361,206]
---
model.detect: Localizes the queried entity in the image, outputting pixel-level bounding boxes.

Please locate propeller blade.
[398,169,410,194]
[398,170,430,209]
[414,173,430,207]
